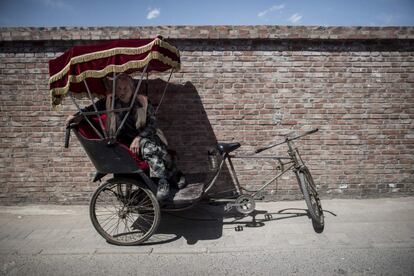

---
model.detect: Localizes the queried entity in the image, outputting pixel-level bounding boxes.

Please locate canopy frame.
[49,37,181,142]
[49,37,181,110]
[69,64,176,144]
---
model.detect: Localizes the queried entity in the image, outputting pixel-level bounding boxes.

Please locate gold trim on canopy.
[49,38,180,84]
[50,51,179,110]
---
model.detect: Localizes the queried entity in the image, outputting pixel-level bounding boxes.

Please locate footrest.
[172,182,204,204]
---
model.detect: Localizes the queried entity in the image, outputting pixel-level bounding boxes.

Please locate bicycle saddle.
[217,142,241,153]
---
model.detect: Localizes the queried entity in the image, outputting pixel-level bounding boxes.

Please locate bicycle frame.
[204,129,318,203]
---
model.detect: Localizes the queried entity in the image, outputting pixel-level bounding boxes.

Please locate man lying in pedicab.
[50,37,186,202]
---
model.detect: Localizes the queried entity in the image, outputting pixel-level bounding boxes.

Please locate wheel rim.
[93,182,158,244]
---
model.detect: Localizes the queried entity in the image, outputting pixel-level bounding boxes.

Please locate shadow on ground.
[141,203,336,246]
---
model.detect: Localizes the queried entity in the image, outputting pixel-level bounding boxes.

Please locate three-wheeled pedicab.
[49,37,324,246]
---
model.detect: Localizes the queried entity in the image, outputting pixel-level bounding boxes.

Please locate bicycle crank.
[234,195,256,214]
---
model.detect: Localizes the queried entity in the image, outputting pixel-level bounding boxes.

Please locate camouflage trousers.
[139,137,175,179]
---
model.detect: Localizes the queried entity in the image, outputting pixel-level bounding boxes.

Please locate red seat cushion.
[77,114,150,170]
[119,143,150,170]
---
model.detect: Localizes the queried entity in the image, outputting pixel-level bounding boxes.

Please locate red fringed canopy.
[48,36,180,109]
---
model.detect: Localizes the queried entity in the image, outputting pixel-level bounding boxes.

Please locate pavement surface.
[0,197,413,275]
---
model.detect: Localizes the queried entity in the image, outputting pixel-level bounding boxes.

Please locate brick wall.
[0,26,413,204]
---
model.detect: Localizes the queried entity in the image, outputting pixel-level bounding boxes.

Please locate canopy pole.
[109,71,117,138]
[129,63,149,108]
[111,72,116,111]
[145,72,149,96]
[155,68,173,115]
[83,79,107,139]
[68,92,103,139]
[115,64,149,138]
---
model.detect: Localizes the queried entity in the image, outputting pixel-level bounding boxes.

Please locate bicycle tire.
[297,166,324,233]
[90,177,161,246]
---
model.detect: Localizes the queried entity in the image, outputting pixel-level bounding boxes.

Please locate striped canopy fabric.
[48,36,180,109]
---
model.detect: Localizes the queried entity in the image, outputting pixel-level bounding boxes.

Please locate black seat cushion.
[217,142,241,153]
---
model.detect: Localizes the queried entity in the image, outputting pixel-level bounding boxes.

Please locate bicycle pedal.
[264,214,273,220]
[235,225,244,232]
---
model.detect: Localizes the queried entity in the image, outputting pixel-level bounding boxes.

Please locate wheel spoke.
[113,216,122,236]
[106,217,122,235]
[99,213,120,230]
[136,196,152,207]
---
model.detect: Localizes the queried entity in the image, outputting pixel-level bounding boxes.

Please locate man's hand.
[130,137,140,155]
[65,115,76,127]
[66,114,82,127]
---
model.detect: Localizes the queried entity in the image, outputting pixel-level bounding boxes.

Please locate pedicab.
[48,36,324,246]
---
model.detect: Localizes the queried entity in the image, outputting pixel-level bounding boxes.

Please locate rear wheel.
[297,167,324,233]
[90,178,160,245]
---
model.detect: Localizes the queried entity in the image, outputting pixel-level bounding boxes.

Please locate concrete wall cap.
[1,25,414,42]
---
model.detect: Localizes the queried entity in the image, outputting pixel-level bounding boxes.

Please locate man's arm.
[138,103,158,138]
[130,102,158,154]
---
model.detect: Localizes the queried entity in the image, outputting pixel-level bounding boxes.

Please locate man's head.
[115,74,134,103]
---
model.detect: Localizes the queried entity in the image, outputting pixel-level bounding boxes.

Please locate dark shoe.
[156,178,170,201]
[177,174,187,189]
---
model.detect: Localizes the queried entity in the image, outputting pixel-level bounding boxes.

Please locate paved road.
[0,197,413,275]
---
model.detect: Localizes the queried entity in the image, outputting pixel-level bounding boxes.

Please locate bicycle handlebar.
[255,128,319,154]
[64,127,71,148]
[294,127,319,139]
[64,123,77,148]
[305,128,319,135]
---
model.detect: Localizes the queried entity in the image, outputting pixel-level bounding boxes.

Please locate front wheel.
[297,167,324,233]
[90,177,161,245]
